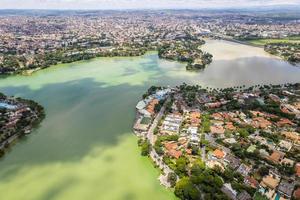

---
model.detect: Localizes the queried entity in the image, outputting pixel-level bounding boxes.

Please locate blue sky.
[0,0,299,9]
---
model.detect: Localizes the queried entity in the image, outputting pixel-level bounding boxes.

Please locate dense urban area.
[134,83,300,200]
[0,8,300,200]
[0,92,44,157]
[0,10,300,74]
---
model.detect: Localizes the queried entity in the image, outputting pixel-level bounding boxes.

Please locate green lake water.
[0,40,299,200]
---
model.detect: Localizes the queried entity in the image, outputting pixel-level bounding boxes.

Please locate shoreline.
[1,38,297,77]
[0,95,45,157]
[134,83,300,199]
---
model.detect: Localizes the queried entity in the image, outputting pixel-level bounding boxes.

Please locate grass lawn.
[245,36,300,46]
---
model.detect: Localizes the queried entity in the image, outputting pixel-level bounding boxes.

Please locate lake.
[0,40,299,200]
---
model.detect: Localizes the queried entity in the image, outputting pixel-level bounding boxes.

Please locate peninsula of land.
[134,83,300,200]
[0,93,45,157]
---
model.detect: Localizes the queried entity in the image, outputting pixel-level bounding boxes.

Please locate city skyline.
[0,0,300,10]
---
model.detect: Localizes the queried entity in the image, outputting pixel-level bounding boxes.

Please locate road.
[146,97,177,187]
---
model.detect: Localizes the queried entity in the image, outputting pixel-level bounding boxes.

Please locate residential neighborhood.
[134,83,300,200]
[0,92,45,156]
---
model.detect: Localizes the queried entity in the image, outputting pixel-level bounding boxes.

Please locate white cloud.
[0,0,299,9]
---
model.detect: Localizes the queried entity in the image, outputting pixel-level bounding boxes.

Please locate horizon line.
[0,4,300,12]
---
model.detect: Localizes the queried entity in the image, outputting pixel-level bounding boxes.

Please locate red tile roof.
[213,149,225,159]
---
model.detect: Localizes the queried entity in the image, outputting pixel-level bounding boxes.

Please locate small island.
[0,93,45,157]
[134,83,300,200]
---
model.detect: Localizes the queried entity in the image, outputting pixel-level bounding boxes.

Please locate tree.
[153,140,164,155]
[167,172,177,187]
[175,156,188,177]
[140,140,151,156]
[258,166,269,177]
[190,160,205,184]
[238,128,249,138]
[174,177,200,200]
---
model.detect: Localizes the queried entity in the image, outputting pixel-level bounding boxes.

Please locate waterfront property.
[0,93,44,156]
[135,83,300,200]
[0,39,300,200]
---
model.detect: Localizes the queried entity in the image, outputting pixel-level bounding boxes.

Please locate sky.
[0,0,300,10]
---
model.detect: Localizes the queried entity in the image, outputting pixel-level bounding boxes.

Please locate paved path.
[146,98,177,187]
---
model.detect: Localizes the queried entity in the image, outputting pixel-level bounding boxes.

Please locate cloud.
[0,0,299,9]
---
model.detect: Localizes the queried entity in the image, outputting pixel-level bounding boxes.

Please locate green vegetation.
[0,94,45,157]
[243,36,300,46]
[158,39,212,71]
[154,140,164,155]
[167,172,177,187]
[174,177,200,200]
[264,42,300,63]
[142,86,163,99]
[201,114,211,133]
[138,139,151,156]
[140,117,151,125]
[154,100,166,113]
[260,131,281,144]
[175,156,189,177]
[253,192,268,200]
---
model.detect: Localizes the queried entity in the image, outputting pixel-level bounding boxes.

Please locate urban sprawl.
[0,10,299,74]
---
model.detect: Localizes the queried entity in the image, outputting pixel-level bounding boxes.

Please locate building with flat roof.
[277,179,295,199]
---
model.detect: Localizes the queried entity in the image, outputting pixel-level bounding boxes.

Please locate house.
[293,188,300,200]
[146,99,159,115]
[268,150,285,164]
[210,125,225,135]
[237,164,252,177]
[251,117,272,129]
[136,100,147,110]
[276,118,295,127]
[281,131,300,145]
[246,145,256,153]
[237,190,252,200]
[225,122,236,131]
[133,117,151,132]
[224,138,237,144]
[206,160,225,171]
[295,163,300,177]
[205,102,222,109]
[259,149,270,158]
[188,127,200,144]
[190,111,201,126]
[161,114,183,135]
[244,176,259,189]
[278,140,293,152]
[213,149,226,159]
[164,142,182,159]
[261,175,280,190]
[221,183,237,200]
[280,158,295,166]
[277,179,295,199]
[224,154,241,170]
[211,112,224,120]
